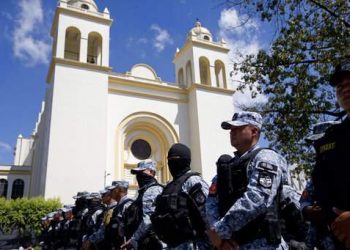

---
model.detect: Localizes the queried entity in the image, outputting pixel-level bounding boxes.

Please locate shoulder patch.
[256,162,277,174]
[258,172,273,189]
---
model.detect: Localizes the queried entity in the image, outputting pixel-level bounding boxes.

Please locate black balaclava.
[136,171,156,188]
[167,143,191,179]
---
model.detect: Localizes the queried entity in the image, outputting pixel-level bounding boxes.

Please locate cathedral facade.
[1,0,235,203]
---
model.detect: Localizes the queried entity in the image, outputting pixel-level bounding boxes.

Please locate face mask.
[136,172,155,188]
[168,158,191,179]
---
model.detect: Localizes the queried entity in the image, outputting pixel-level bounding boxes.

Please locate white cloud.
[137,38,148,44]
[218,8,267,108]
[0,141,11,153]
[150,24,173,52]
[13,0,50,66]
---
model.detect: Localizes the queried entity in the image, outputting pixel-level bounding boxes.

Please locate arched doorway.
[116,112,179,191]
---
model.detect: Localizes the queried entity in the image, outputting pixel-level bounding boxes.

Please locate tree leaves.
[0,197,61,237]
[225,0,350,172]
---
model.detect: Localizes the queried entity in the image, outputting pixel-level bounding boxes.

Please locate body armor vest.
[104,198,132,249]
[151,172,205,247]
[123,182,160,239]
[217,148,281,245]
[217,148,264,217]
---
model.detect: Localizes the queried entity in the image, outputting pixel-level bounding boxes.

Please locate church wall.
[30,87,54,197]
[188,88,234,183]
[45,64,109,204]
[106,91,190,185]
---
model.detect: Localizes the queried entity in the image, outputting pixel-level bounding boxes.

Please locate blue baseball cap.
[221,111,263,130]
[131,159,157,174]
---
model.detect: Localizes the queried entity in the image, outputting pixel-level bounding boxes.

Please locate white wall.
[188,88,234,183]
[45,64,109,204]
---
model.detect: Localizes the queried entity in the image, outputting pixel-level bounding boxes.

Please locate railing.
[64,50,79,61]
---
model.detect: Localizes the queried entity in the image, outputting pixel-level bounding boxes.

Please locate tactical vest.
[151,172,206,247]
[105,198,133,248]
[217,148,282,245]
[123,182,161,239]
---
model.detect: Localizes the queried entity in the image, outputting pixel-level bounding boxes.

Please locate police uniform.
[168,174,210,250]
[87,189,118,248]
[125,159,164,249]
[208,145,289,249]
[130,182,163,249]
[207,111,288,249]
[312,117,350,249]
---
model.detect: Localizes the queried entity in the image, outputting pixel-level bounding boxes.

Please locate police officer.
[81,193,105,247]
[206,111,289,249]
[83,187,118,250]
[121,159,163,249]
[106,180,133,249]
[301,121,340,250]
[151,143,210,249]
[311,63,350,249]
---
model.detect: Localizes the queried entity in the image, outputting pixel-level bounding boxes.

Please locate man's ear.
[251,126,260,137]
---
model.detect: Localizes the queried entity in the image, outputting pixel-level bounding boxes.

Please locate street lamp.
[104,171,111,187]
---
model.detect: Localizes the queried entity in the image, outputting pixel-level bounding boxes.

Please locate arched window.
[11,179,24,199]
[64,27,81,61]
[81,4,89,10]
[87,32,103,65]
[215,60,227,88]
[199,57,211,85]
[0,179,8,198]
[203,35,210,40]
[178,68,184,86]
[185,61,192,86]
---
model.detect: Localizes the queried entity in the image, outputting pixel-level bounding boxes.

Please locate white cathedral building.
[0,0,239,203]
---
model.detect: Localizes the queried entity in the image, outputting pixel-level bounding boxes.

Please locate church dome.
[68,0,98,12]
[188,20,212,41]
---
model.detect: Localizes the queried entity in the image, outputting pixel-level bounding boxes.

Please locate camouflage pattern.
[209,146,289,249]
[87,201,118,244]
[166,173,211,250]
[130,183,163,249]
[299,181,336,250]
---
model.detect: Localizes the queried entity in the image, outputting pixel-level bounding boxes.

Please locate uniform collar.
[234,143,260,159]
[108,201,118,208]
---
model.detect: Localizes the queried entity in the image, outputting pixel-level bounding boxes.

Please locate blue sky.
[0,0,268,164]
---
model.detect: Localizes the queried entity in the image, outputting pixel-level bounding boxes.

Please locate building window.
[186,60,192,86]
[203,35,210,40]
[131,139,151,160]
[81,4,89,10]
[215,60,227,88]
[178,68,184,86]
[64,27,81,61]
[11,179,24,199]
[199,57,211,85]
[0,179,8,198]
[87,32,103,65]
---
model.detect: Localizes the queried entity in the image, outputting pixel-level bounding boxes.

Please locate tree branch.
[308,0,350,29]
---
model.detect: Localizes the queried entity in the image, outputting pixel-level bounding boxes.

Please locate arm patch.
[256,161,277,174]
[258,172,274,189]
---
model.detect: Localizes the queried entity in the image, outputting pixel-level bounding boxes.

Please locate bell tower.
[35,0,113,203]
[173,20,230,89]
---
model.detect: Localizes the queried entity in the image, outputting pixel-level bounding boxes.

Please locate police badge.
[258,172,273,188]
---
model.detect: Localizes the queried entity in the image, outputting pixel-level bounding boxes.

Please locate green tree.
[0,197,61,239]
[223,0,350,172]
